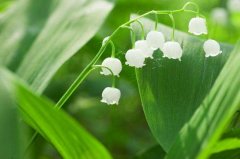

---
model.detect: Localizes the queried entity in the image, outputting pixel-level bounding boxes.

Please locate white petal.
[162,41,183,60]
[135,40,154,58]
[125,49,146,68]
[211,8,228,25]
[188,17,208,35]
[227,0,240,12]
[100,57,122,76]
[101,87,121,105]
[203,39,222,57]
[146,31,165,50]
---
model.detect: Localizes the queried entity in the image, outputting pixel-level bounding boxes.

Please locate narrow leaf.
[0,67,112,159]
[211,138,240,154]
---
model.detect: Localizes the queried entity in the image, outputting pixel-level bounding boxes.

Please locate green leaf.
[0,75,23,158]
[210,148,240,159]
[166,43,240,159]
[132,15,234,151]
[135,145,166,159]
[211,138,240,154]
[0,0,113,93]
[0,67,112,159]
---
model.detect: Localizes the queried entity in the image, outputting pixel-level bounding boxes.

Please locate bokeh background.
[1,0,239,158]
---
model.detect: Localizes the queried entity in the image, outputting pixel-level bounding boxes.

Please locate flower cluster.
[100,8,223,106]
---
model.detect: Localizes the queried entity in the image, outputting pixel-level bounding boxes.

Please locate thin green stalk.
[135,20,145,39]
[93,65,116,88]
[110,41,115,57]
[182,1,200,14]
[155,13,158,30]
[121,26,136,47]
[168,13,175,41]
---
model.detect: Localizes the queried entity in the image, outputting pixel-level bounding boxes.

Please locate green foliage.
[133,15,233,151]
[167,42,240,158]
[0,74,23,159]
[0,68,112,159]
[0,0,113,158]
[211,138,240,154]
[0,0,113,93]
[135,145,166,159]
[0,0,240,158]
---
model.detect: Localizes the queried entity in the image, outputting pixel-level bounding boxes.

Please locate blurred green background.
[1,0,239,158]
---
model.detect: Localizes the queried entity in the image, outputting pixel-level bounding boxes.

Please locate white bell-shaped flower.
[188,17,208,35]
[101,87,121,105]
[162,41,183,60]
[125,49,145,68]
[227,0,240,12]
[100,57,122,77]
[211,8,228,25]
[146,31,165,50]
[135,40,154,58]
[203,39,222,57]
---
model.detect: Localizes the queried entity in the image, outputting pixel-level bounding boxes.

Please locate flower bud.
[100,57,122,77]
[101,87,121,105]
[227,0,240,13]
[203,39,222,57]
[102,36,110,46]
[125,49,145,68]
[188,17,208,35]
[211,8,228,25]
[135,40,154,58]
[146,31,165,50]
[162,41,183,60]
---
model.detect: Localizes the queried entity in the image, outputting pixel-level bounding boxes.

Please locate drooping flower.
[101,87,121,105]
[100,57,122,77]
[203,39,222,57]
[135,40,154,58]
[227,0,240,12]
[188,17,208,35]
[162,41,183,60]
[211,8,228,25]
[125,49,145,68]
[146,31,165,50]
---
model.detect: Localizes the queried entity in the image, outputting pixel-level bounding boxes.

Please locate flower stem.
[168,13,175,41]
[122,26,136,47]
[155,13,158,30]
[93,65,116,87]
[182,2,200,14]
[135,20,145,40]
[110,40,115,57]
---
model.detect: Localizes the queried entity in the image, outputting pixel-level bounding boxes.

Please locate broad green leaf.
[132,15,234,151]
[135,145,166,159]
[167,43,240,159]
[0,0,113,93]
[0,67,112,159]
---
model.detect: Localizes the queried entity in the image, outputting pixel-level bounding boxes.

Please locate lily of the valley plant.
[27,1,224,149]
